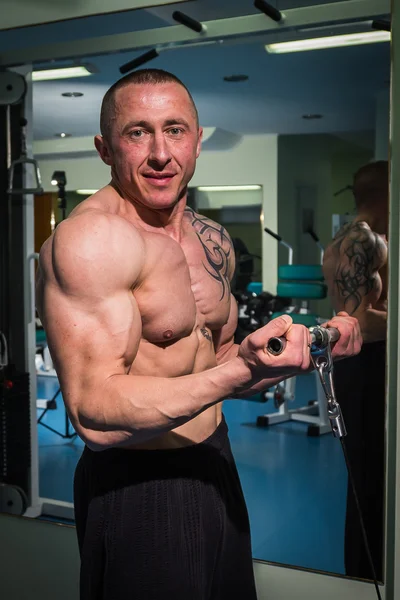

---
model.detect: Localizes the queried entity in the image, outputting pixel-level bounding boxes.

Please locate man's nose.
[148,132,172,167]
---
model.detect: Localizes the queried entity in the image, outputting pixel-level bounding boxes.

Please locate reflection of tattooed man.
[323,220,387,343]
[185,207,233,300]
[323,161,388,582]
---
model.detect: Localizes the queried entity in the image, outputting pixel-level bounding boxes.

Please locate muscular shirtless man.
[36,69,361,600]
[323,160,388,581]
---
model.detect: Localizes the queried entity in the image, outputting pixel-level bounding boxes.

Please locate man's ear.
[94,135,113,166]
[196,127,203,158]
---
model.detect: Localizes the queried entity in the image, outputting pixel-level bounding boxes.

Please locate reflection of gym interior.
[0,0,392,593]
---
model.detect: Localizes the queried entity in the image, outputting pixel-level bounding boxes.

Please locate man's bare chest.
[134,220,232,344]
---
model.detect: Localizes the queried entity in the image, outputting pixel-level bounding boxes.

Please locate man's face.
[97,82,202,210]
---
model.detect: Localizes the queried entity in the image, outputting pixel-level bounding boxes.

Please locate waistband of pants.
[83,415,229,464]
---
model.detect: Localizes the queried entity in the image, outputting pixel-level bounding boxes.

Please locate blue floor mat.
[37,373,347,575]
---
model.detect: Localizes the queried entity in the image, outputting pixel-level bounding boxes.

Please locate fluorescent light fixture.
[265,30,390,54]
[197,185,262,192]
[76,189,98,195]
[33,65,93,81]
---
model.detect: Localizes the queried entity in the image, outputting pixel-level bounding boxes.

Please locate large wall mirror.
[0,0,390,593]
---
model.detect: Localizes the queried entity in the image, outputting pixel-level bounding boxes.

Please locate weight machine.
[255,227,332,435]
[0,68,42,517]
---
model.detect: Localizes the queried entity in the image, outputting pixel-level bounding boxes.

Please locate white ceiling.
[0,0,391,143]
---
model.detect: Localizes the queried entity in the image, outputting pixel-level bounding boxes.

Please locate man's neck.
[111,184,188,241]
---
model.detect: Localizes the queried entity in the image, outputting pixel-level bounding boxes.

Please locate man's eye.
[131,130,144,137]
[169,128,183,135]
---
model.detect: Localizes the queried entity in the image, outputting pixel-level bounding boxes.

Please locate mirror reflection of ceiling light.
[76,189,98,195]
[197,185,261,192]
[265,30,390,54]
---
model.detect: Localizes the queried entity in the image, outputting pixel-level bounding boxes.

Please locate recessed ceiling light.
[302,114,323,120]
[223,75,249,82]
[33,65,94,82]
[55,133,71,138]
[61,92,84,98]
[198,185,261,192]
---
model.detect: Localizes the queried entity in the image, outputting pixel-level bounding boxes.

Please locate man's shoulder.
[325,219,387,272]
[59,204,143,247]
[333,219,370,241]
[39,205,144,279]
[328,220,383,253]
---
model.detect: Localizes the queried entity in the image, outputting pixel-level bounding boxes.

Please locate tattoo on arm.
[332,223,385,314]
[185,207,233,300]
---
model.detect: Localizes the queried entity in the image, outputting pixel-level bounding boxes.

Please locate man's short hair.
[353,160,389,209]
[100,68,199,142]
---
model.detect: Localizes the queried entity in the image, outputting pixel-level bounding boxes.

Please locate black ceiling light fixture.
[119,48,159,75]
[61,92,84,98]
[172,11,206,33]
[302,114,323,120]
[254,0,285,23]
[223,74,249,83]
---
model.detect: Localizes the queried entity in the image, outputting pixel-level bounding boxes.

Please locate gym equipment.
[306,327,381,600]
[0,69,41,517]
[0,364,31,515]
[0,482,28,515]
[266,325,340,356]
[231,237,262,295]
[234,288,291,346]
[7,117,43,195]
[264,226,326,327]
[256,228,331,435]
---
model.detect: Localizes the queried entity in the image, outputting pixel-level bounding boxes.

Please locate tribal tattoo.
[185,207,232,300]
[332,222,386,314]
[200,328,212,342]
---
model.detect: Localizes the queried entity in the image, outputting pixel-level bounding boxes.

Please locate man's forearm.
[357,308,387,343]
[78,356,256,449]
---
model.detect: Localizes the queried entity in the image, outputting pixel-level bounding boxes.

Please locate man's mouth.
[142,173,176,186]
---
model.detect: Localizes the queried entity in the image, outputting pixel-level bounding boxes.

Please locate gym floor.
[37,373,347,575]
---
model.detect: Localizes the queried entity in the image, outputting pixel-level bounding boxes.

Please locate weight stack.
[0,369,30,513]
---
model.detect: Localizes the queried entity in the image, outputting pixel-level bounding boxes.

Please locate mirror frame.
[1,2,398,599]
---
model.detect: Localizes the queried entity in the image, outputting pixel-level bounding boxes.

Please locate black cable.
[340,437,382,600]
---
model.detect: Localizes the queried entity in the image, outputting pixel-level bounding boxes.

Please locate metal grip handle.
[266,326,340,356]
[306,228,320,243]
